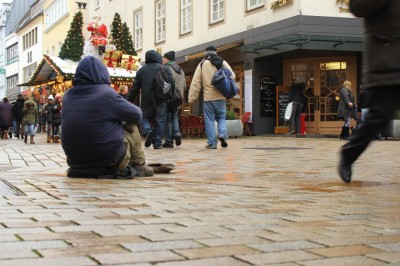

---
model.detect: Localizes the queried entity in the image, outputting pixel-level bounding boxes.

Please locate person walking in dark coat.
[287,83,306,135]
[337,80,356,140]
[339,0,400,182]
[0,97,13,139]
[12,94,25,138]
[50,94,62,143]
[127,50,174,149]
[61,56,154,178]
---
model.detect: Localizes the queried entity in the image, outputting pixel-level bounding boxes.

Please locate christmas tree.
[59,11,85,62]
[111,13,123,50]
[120,22,136,55]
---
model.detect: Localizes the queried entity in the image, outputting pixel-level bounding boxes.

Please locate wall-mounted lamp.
[76,2,87,9]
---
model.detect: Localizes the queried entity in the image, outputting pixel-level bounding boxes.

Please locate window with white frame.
[22,28,38,51]
[45,0,68,30]
[247,0,264,11]
[155,0,166,43]
[180,0,192,35]
[6,43,18,65]
[134,10,143,50]
[210,0,224,24]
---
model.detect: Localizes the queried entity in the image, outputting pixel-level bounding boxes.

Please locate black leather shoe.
[218,137,228,148]
[144,132,153,148]
[338,159,352,183]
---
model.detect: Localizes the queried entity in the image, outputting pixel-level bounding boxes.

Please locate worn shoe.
[133,164,154,177]
[162,143,174,148]
[287,130,295,135]
[148,163,175,174]
[144,132,153,148]
[154,146,162,149]
[205,144,217,149]
[338,159,352,183]
[174,135,182,146]
[218,137,228,148]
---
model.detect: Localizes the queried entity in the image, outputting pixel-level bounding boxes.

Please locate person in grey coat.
[337,80,355,140]
[339,0,400,182]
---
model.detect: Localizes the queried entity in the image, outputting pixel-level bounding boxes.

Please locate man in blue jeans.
[188,46,235,149]
[162,51,185,148]
[128,50,174,149]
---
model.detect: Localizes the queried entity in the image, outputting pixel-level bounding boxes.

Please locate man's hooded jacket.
[61,56,142,168]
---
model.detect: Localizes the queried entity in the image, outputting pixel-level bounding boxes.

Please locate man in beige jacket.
[188,46,235,149]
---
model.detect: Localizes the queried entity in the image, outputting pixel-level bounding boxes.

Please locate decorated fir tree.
[120,22,136,55]
[59,11,85,62]
[111,13,123,50]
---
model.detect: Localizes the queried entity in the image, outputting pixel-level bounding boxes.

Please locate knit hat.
[205,45,217,55]
[55,94,62,100]
[48,95,54,101]
[163,51,175,61]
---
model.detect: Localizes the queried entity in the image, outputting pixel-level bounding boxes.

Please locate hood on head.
[145,50,162,64]
[73,56,111,86]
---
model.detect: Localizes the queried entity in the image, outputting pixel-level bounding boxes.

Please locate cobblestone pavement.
[0,133,400,266]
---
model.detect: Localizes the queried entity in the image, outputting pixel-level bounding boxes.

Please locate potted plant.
[382,109,400,138]
[225,109,243,137]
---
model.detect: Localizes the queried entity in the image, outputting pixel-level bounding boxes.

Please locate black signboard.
[260,77,276,117]
[278,92,289,125]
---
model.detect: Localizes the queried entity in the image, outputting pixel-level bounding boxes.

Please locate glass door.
[284,57,357,134]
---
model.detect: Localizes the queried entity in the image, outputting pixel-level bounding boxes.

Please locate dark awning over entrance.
[176,15,364,63]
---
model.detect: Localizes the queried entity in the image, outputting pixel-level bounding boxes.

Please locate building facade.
[0,0,13,100]
[3,0,363,135]
[84,0,363,135]
[4,0,36,101]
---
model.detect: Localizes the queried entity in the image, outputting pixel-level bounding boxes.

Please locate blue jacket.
[61,56,142,167]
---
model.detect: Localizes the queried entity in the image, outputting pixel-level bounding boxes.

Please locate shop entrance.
[283,57,357,134]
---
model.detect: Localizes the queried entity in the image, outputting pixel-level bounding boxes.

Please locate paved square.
[0,134,399,265]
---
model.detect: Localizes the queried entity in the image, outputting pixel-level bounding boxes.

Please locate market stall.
[18,54,136,105]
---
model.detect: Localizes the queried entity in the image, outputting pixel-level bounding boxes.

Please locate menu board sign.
[260,77,276,117]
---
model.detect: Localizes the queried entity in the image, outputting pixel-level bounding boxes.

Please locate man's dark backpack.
[168,87,183,111]
[154,66,175,102]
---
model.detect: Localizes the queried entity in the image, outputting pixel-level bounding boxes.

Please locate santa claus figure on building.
[87,16,108,55]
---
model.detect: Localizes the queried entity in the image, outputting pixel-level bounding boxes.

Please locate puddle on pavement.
[298,187,338,193]
[0,180,25,196]
[244,147,313,151]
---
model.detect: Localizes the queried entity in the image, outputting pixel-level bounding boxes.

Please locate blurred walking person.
[162,51,184,148]
[0,97,13,139]
[51,94,62,143]
[337,81,356,140]
[339,0,400,182]
[12,94,25,138]
[189,46,235,149]
[22,98,38,144]
[43,95,54,143]
[127,50,174,149]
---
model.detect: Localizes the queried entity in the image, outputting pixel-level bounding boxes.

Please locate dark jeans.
[341,86,400,165]
[141,102,167,148]
[164,110,180,145]
[16,120,24,137]
[290,101,303,133]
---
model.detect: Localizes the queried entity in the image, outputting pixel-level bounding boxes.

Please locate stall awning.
[18,55,137,87]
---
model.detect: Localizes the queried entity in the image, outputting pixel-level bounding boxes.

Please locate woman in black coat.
[337,80,355,140]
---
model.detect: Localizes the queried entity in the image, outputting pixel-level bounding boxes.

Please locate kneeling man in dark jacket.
[61,56,153,178]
